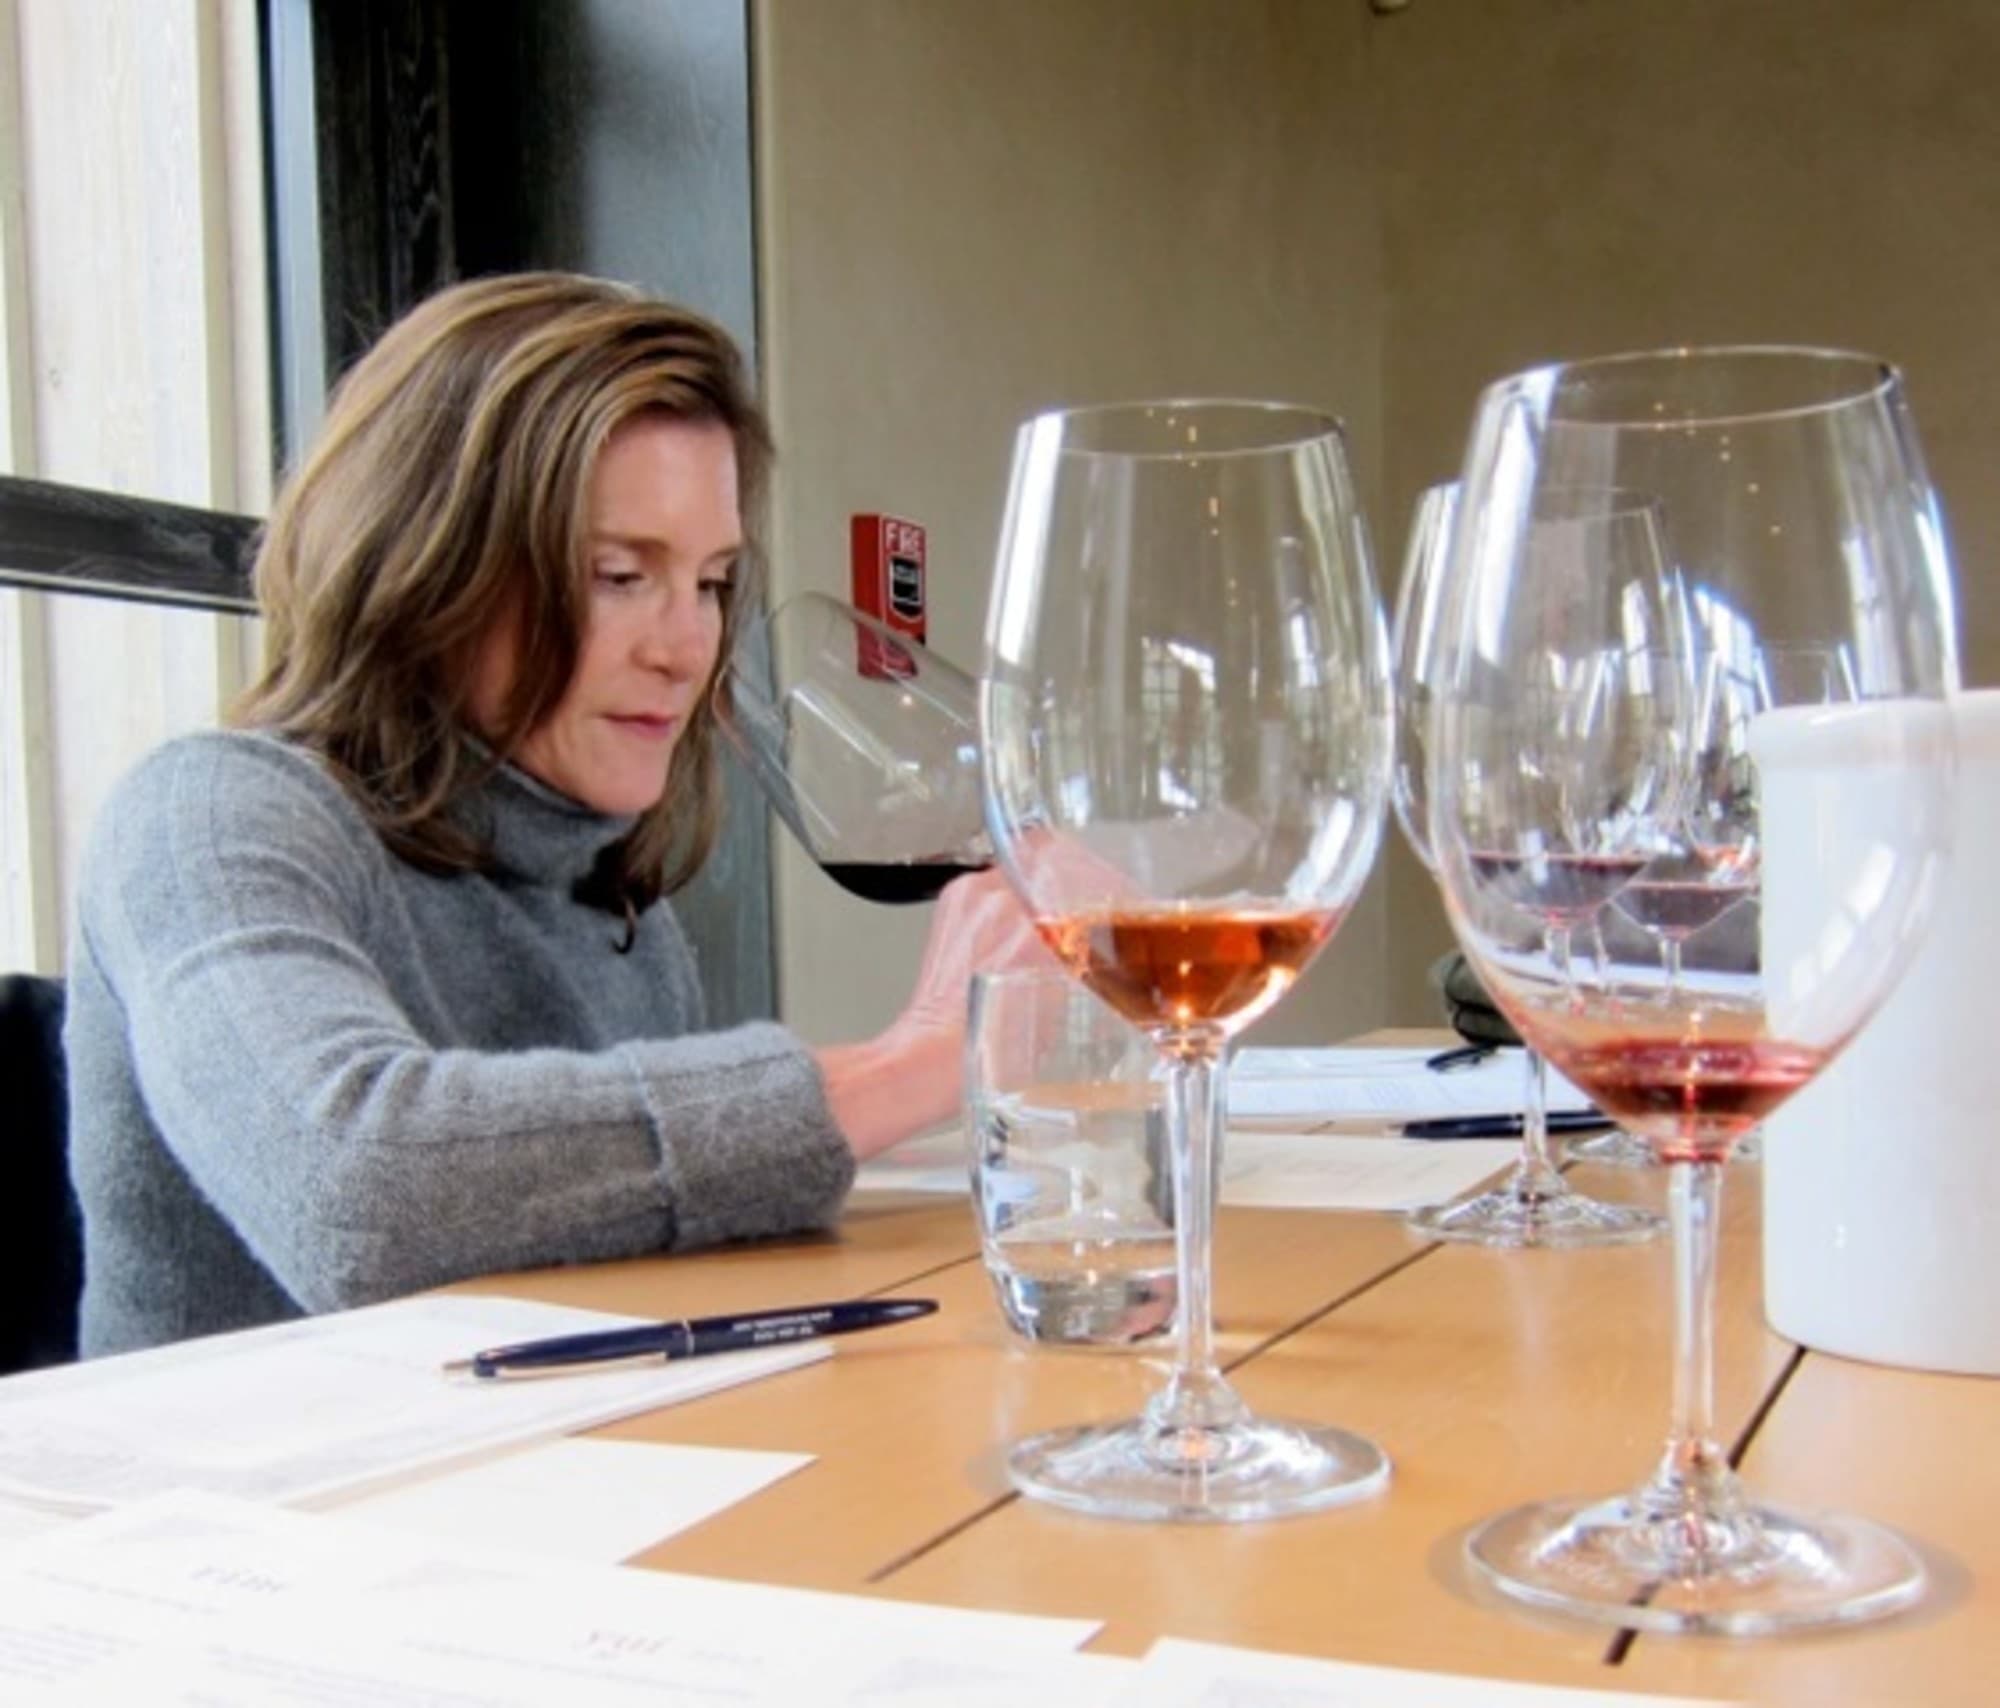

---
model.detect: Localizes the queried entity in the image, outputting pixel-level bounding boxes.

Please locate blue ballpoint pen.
[1424,1042,1499,1073]
[1402,1108,1614,1141]
[443,1297,938,1379]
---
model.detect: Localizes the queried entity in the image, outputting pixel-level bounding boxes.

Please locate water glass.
[967,969,1175,1349]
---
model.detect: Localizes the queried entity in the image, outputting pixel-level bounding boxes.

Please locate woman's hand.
[899,866,1056,1038]
[815,869,1055,1159]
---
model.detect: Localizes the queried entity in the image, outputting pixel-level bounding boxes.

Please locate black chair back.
[0,973,78,1372]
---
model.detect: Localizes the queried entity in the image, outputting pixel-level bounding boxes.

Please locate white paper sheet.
[351,1567,1100,1705]
[56,1625,624,1707]
[0,1295,826,1512]
[7,1491,1101,1706]
[1116,1638,1737,1706]
[330,1435,812,1564]
[853,1125,973,1194]
[777,1645,1136,1706]
[1230,1046,1591,1123]
[1231,1045,1435,1077]
[1220,1132,1522,1211]
[65,1631,1132,1708]
[0,1492,469,1698]
[855,1052,1592,1197]
[856,1121,1520,1213]
[0,1498,76,1545]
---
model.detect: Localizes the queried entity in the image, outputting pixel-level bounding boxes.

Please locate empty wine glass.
[1433,346,1955,1633]
[721,592,989,903]
[1403,486,1670,1246]
[983,399,1393,1521]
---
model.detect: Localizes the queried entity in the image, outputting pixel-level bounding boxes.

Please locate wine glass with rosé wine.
[1431,346,1956,1632]
[722,592,991,904]
[981,399,1394,1521]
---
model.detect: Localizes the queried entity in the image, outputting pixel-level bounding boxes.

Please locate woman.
[66,272,1043,1356]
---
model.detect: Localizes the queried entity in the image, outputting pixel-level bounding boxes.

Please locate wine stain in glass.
[1550,1033,1827,1159]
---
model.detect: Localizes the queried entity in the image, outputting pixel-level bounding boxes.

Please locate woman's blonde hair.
[235,271,771,914]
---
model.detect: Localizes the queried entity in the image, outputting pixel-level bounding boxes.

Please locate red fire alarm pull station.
[850,514,927,680]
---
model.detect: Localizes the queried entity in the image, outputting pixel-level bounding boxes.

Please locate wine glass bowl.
[1608,840,1758,994]
[720,592,989,903]
[1399,485,1673,1247]
[1390,480,1458,868]
[1433,346,1956,1632]
[982,399,1393,1521]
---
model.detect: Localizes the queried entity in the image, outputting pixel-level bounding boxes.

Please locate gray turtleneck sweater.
[66,729,856,1357]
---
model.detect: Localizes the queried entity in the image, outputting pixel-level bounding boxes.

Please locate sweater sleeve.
[74,735,856,1312]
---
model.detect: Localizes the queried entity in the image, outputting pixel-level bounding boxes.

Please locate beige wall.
[755,0,2000,1038]
[753,0,1388,1046]
[1373,0,2000,1020]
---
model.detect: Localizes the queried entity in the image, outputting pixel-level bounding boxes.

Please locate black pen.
[1424,1042,1498,1073]
[1402,1109,1615,1141]
[443,1298,938,1380]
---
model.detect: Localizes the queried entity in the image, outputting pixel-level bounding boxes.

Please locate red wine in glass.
[723,594,989,903]
[1612,874,1756,938]
[1468,848,1650,921]
[819,859,991,905]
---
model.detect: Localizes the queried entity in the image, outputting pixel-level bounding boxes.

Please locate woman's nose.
[638,591,710,676]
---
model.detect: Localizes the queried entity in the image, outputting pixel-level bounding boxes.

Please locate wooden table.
[454,1034,1997,1705]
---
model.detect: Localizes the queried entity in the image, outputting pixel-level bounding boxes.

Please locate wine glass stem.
[1548,922,1579,1004]
[1587,916,1609,983]
[1661,937,1684,1003]
[1154,1044,1244,1433]
[1513,1046,1564,1196]
[1645,1158,1741,1523]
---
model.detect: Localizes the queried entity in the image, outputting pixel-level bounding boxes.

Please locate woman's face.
[472,415,741,816]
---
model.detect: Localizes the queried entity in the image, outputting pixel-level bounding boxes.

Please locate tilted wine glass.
[721,592,990,904]
[1432,346,1955,1633]
[983,399,1393,1521]
[1395,482,1666,1247]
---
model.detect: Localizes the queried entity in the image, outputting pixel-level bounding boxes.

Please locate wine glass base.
[1007,1414,1389,1523]
[1566,1128,1657,1169]
[1467,1493,1926,1635]
[1567,1130,1764,1168]
[1406,1183,1665,1249]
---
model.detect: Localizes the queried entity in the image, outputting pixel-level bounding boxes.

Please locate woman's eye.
[699,575,735,602]
[593,566,644,592]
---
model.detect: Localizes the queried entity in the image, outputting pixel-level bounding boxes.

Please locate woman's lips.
[607,713,680,740]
